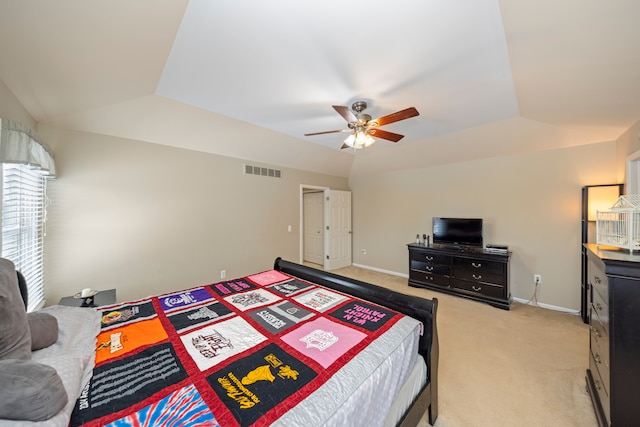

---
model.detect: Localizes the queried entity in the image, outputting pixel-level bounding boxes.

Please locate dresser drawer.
[588,257,608,305]
[451,278,505,299]
[591,344,610,401]
[453,269,505,285]
[589,350,610,423]
[591,290,609,338]
[453,257,505,275]
[590,310,609,365]
[409,270,450,287]
[409,250,451,265]
[410,260,450,275]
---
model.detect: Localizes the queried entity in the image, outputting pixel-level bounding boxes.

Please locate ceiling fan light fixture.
[344,131,375,149]
[308,101,418,149]
[344,133,356,147]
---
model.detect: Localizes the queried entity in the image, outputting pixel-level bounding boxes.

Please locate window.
[1,164,47,311]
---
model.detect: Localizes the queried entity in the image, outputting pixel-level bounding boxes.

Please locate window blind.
[2,164,47,311]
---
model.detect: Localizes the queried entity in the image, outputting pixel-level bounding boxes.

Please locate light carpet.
[328,265,599,427]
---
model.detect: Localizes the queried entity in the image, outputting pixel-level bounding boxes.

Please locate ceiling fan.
[305,101,420,149]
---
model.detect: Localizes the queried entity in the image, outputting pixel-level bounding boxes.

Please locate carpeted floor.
[328,265,599,427]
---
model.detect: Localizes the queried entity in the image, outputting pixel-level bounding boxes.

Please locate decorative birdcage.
[596,195,640,252]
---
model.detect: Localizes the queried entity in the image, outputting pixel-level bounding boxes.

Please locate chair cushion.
[0,258,31,360]
[0,359,68,421]
[27,312,59,350]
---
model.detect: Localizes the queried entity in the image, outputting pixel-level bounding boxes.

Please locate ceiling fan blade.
[368,128,405,142]
[333,105,357,123]
[304,129,344,136]
[340,143,350,149]
[371,107,419,127]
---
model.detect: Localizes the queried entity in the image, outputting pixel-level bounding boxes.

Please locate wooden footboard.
[273,258,439,426]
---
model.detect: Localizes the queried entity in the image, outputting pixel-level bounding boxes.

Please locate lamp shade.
[587,185,621,221]
[344,131,375,149]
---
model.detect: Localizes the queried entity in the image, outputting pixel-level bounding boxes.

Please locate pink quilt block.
[281,317,366,368]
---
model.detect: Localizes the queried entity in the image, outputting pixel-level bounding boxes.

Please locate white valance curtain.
[0,119,56,176]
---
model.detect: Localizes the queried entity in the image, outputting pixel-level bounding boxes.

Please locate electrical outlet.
[534,274,541,284]
[362,249,367,255]
[221,270,226,279]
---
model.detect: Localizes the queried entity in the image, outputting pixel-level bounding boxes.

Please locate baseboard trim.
[511,297,580,315]
[352,263,580,315]
[351,263,408,278]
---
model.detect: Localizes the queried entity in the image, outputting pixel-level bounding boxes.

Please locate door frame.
[626,149,640,194]
[299,184,329,267]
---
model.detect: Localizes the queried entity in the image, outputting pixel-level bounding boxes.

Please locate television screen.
[432,217,483,248]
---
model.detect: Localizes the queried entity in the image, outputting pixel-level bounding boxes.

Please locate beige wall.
[616,119,640,185]
[0,79,35,128]
[38,125,348,304]
[349,142,618,311]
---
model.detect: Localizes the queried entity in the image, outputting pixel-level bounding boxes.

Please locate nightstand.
[58,289,116,308]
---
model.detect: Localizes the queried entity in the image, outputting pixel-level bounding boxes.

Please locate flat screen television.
[432,217,483,248]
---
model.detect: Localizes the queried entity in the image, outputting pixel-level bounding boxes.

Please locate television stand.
[408,243,511,309]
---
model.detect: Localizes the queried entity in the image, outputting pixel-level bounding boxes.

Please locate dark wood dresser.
[585,243,640,426]
[407,243,511,309]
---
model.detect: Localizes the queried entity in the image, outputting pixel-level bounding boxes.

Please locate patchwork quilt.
[70,270,408,427]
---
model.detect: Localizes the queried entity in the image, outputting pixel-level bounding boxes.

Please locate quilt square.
[223,288,281,311]
[329,301,397,331]
[248,307,297,334]
[293,288,348,312]
[267,279,314,296]
[71,343,188,426]
[168,302,234,332]
[209,279,257,297]
[270,301,314,323]
[104,384,219,427]
[281,317,366,368]
[181,317,267,371]
[208,342,317,427]
[159,287,214,312]
[95,317,168,364]
[246,270,291,286]
[100,300,156,330]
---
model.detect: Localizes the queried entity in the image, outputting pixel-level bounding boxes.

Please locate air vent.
[244,164,282,178]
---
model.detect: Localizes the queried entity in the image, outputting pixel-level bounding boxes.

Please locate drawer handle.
[594,276,602,285]
[594,379,601,391]
[426,266,433,272]
[472,262,482,268]
[590,326,601,338]
[425,256,434,261]
[472,274,482,280]
[425,275,433,281]
[472,285,481,292]
[594,353,602,364]
[595,302,603,312]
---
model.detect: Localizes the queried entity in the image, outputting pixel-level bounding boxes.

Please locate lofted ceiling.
[0,0,639,177]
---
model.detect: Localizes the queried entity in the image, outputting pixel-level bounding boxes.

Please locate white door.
[324,190,352,270]
[303,192,324,265]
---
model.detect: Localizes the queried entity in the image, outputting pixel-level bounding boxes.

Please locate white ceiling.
[1,0,639,177]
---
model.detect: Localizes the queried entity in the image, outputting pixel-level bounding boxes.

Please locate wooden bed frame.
[274,258,439,426]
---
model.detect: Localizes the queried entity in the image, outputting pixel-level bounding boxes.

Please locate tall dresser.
[584,243,640,426]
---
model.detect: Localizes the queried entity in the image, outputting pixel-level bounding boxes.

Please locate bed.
[3,258,438,427]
